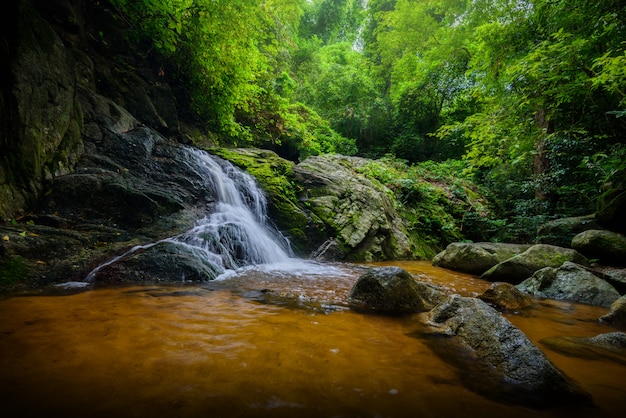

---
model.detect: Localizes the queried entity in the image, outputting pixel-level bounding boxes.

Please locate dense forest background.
[110,0,625,242]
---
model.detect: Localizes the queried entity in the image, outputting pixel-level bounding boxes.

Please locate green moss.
[0,256,28,287]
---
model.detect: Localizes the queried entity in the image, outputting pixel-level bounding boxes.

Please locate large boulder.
[537,214,601,247]
[348,266,448,313]
[425,295,590,407]
[516,262,620,307]
[293,155,419,261]
[481,244,589,284]
[600,295,626,327]
[571,229,626,266]
[432,242,531,275]
[596,168,626,234]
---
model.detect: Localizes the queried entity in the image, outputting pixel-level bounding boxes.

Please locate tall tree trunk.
[534,108,551,201]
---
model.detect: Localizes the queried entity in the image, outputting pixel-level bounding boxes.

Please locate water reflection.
[0,261,624,418]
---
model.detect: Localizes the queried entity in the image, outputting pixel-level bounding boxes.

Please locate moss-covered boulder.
[293,155,424,261]
[537,214,601,247]
[481,244,589,284]
[571,229,626,266]
[432,242,531,275]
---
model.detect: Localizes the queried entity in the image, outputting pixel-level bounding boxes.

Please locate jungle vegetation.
[109,0,625,242]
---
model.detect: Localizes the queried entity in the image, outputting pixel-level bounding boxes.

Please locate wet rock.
[432,242,531,275]
[478,282,533,310]
[537,214,600,247]
[481,244,589,284]
[426,295,591,407]
[540,332,626,365]
[348,266,448,313]
[598,268,626,294]
[517,262,620,307]
[600,295,626,326]
[571,229,626,266]
[88,241,223,284]
[310,239,345,261]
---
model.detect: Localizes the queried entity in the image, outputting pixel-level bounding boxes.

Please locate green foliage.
[355,156,494,249]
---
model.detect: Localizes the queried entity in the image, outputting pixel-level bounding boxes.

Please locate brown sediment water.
[0,261,624,418]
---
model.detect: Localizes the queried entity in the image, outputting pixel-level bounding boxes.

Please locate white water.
[86,147,318,282]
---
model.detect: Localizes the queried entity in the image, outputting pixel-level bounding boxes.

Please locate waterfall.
[86,147,294,282]
[172,148,293,270]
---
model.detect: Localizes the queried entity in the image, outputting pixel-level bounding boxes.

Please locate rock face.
[293,155,419,261]
[426,295,590,407]
[517,262,620,308]
[481,244,589,284]
[310,239,345,262]
[348,266,448,313]
[572,229,626,266]
[478,282,533,310]
[600,295,626,326]
[432,242,531,275]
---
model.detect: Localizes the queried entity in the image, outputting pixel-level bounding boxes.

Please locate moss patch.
[0,256,28,287]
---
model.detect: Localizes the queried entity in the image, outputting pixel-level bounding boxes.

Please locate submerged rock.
[432,242,531,275]
[517,262,620,308]
[348,266,448,313]
[481,244,589,284]
[540,332,626,366]
[478,282,534,310]
[600,295,626,326]
[425,295,591,408]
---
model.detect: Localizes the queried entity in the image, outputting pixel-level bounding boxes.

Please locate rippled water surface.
[0,261,624,418]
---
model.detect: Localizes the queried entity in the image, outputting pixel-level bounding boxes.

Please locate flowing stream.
[0,262,625,418]
[1,150,625,417]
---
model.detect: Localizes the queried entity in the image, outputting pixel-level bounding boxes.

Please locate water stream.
[1,151,625,417]
[0,262,625,418]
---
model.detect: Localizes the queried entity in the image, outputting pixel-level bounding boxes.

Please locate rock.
[348,266,448,313]
[517,262,620,307]
[88,241,222,284]
[600,295,626,326]
[293,155,419,261]
[310,239,345,261]
[537,214,600,247]
[478,282,534,310]
[432,242,531,275]
[596,168,626,234]
[481,244,589,284]
[572,229,626,266]
[602,268,626,294]
[540,332,626,365]
[425,295,590,407]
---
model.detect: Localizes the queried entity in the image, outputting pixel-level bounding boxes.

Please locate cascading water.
[174,148,293,270]
[85,147,297,282]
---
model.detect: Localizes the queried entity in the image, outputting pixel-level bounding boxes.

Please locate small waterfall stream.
[86,147,298,282]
